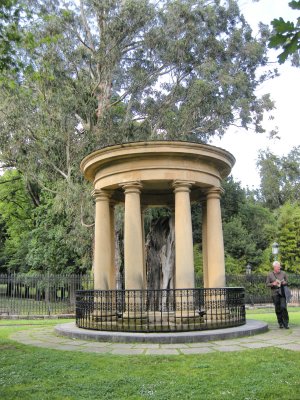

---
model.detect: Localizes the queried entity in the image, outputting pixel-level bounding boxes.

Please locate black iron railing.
[76,288,246,333]
[1,273,300,317]
[0,274,93,316]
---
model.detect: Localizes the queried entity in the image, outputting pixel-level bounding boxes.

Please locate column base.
[174,311,206,324]
[122,311,148,320]
[92,313,117,322]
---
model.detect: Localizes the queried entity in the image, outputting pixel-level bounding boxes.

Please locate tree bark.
[145,216,175,291]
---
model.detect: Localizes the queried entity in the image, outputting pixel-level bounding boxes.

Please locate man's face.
[274,264,281,274]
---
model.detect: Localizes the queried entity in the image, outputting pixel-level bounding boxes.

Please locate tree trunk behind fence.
[145,216,175,290]
[115,229,123,289]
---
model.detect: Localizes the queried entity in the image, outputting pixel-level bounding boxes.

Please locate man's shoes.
[284,325,289,329]
[279,324,284,329]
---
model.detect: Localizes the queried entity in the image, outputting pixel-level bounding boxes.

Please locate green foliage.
[191,202,202,243]
[0,170,93,273]
[0,170,34,272]
[193,244,203,278]
[0,0,23,72]
[24,187,93,273]
[269,1,300,65]
[224,254,244,274]
[0,0,275,150]
[255,248,275,274]
[280,146,300,201]
[221,178,274,271]
[258,146,300,210]
[221,176,246,222]
[257,150,283,209]
[277,202,300,272]
[239,201,274,251]
[223,216,253,259]
[0,0,286,274]
[223,216,261,268]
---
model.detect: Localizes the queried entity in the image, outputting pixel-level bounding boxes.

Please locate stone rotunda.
[77,141,245,333]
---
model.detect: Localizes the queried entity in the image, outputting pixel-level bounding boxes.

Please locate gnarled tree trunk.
[145,216,175,310]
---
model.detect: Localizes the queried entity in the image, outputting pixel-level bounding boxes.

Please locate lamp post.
[272,242,279,261]
[246,263,252,275]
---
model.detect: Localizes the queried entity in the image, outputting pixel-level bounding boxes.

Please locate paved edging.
[9,322,300,355]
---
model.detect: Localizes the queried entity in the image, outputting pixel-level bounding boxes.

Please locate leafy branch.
[269,1,300,64]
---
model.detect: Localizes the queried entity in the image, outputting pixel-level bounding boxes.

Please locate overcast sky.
[211,0,300,189]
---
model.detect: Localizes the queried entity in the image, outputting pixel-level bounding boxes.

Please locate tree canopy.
[1,0,291,275]
[0,0,24,72]
[1,0,275,154]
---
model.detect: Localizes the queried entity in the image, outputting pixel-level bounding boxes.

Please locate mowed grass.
[0,312,300,400]
[246,306,300,324]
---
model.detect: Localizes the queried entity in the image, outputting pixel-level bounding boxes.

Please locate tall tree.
[0,0,277,273]
[257,146,300,209]
[1,0,275,157]
[280,146,300,201]
[276,202,300,272]
[257,150,283,210]
[65,0,275,142]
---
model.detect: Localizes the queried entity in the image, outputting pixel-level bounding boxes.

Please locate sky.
[211,0,300,189]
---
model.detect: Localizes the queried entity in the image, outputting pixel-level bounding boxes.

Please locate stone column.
[92,189,112,290]
[173,180,195,289]
[109,202,116,289]
[122,182,144,290]
[201,199,208,288]
[206,187,226,288]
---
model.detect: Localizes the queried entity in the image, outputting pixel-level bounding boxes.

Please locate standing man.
[266,261,289,329]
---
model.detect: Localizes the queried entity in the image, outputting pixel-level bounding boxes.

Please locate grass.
[0,311,300,400]
[0,297,73,315]
[246,306,300,325]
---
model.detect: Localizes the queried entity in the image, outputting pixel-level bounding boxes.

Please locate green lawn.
[246,306,300,325]
[0,296,73,315]
[0,312,300,400]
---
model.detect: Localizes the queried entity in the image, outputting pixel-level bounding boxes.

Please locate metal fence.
[76,288,246,333]
[0,273,300,317]
[0,274,93,316]
[225,274,300,305]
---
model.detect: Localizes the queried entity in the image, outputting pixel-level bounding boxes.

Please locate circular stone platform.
[55,320,268,344]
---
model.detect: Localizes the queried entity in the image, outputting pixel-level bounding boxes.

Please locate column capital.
[172,180,195,193]
[205,186,224,200]
[120,181,143,194]
[92,189,112,201]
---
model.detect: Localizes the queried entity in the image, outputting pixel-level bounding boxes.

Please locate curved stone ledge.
[55,319,268,344]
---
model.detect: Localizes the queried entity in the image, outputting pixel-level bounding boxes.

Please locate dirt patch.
[0,344,19,350]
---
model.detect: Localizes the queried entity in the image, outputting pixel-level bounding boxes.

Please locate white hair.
[273,261,281,268]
